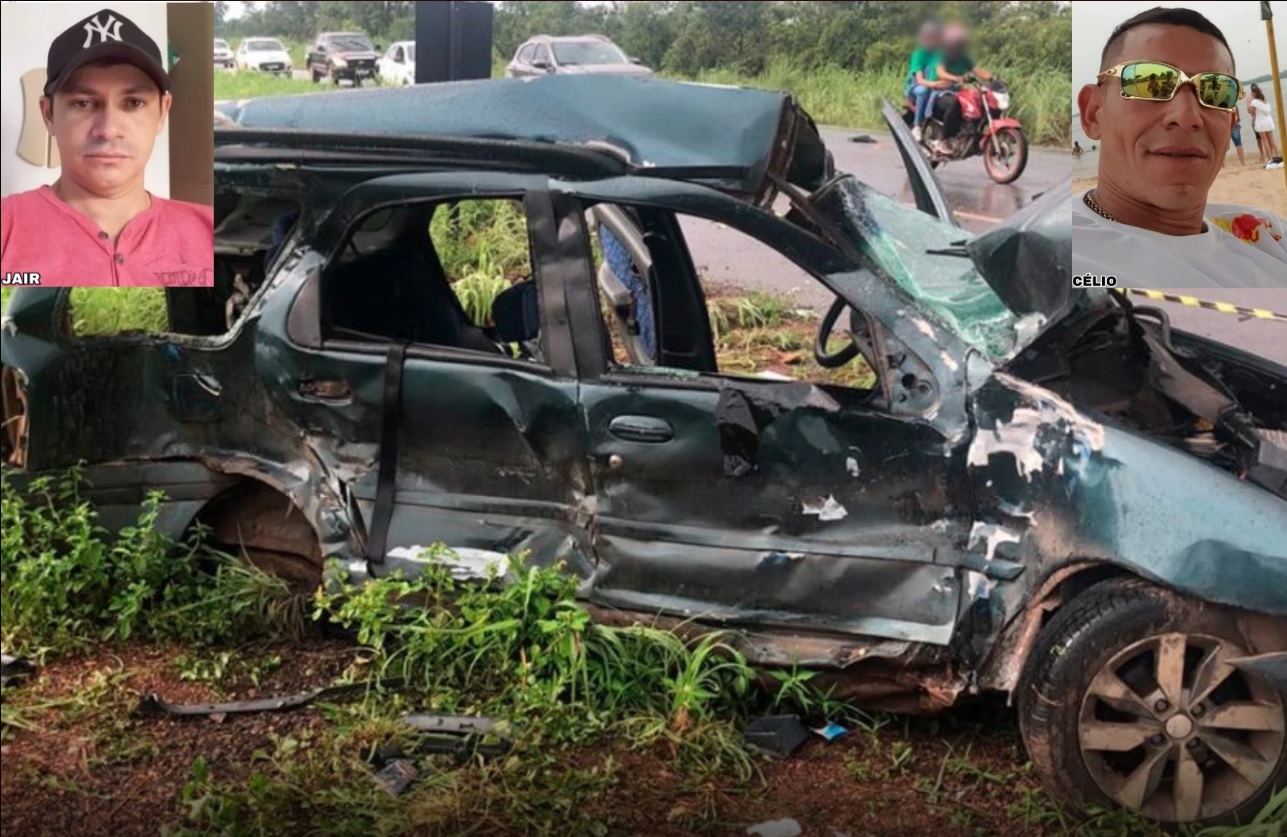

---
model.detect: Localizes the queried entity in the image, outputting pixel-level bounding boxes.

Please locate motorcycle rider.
[925,24,994,154]
[906,20,948,143]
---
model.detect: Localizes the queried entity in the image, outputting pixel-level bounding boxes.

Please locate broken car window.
[60,195,300,340]
[591,203,878,392]
[323,198,543,363]
[811,176,1021,360]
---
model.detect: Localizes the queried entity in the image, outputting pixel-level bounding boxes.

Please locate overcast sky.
[1073,0,1280,90]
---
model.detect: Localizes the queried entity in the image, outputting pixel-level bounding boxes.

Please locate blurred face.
[40,62,171,198]
[1079,24,1234,208]
[919,27,940,50]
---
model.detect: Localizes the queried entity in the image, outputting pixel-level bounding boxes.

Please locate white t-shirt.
[1250,98,1274,132]
[1072,191,1287,288]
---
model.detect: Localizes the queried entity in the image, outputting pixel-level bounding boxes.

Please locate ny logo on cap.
[82,13,123,48]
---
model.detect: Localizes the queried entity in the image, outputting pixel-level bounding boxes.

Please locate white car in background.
[236,37,293,76]
[377,41,415,86]
[214,38,234,69]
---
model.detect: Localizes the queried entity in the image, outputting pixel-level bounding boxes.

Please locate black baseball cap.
[44,8,170,97]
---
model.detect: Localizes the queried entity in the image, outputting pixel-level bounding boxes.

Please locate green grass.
[2,287,169,336]
[214,70,320,100]
[678,59,1070,146]
[210,51,1069,146]
[2,470,1284,836]
[0,469,300,661]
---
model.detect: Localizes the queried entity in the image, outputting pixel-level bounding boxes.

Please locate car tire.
[1018,577,1287,827]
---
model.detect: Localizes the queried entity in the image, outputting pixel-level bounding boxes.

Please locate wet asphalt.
[679,126,1287,366]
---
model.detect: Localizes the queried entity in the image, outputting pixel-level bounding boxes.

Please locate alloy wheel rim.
[1078,632,1285,823]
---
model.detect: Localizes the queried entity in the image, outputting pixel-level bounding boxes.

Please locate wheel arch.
[978,560,1287,698]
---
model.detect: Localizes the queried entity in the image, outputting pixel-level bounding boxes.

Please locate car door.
[274,172,597,581]
[557,185,966,646]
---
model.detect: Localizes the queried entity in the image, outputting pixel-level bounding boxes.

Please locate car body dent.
[2,78,1284,715]
[970,372,1287,631]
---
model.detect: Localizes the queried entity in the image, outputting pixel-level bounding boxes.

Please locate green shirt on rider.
[907,46,935,88]
[926,53,989,83]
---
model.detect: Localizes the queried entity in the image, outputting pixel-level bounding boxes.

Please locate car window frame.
[554,183,893,399]
[306,184,571,379]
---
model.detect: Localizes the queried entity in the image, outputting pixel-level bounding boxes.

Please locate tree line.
[215,1,1070,78]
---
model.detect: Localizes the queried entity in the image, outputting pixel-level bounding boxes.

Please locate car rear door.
[274,172,597,581]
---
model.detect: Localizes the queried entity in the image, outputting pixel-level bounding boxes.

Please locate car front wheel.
[1018,578,1286,827]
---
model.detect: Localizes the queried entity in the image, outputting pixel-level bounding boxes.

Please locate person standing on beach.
[1228,104,1246,166]
[1073,7,1287,288]
[1248,84,1282,168]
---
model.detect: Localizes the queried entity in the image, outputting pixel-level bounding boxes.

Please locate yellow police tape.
[1117,288,1287,322]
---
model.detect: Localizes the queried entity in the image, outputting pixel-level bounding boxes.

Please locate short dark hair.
[1100,7,1235,74]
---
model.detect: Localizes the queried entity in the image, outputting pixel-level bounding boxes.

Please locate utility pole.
[1264,1,1286,189]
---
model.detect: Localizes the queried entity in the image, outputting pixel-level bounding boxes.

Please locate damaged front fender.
[970,373,1287,619]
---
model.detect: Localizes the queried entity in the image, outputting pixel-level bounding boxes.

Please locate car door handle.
[298,378,352,402]
[608,415,673,443]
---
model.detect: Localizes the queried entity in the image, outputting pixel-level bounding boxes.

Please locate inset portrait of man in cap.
[1,7,214,287]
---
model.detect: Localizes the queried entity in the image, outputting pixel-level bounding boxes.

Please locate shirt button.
[114,254,124,264]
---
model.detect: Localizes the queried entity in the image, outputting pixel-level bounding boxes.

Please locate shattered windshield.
[811,176,1026,360]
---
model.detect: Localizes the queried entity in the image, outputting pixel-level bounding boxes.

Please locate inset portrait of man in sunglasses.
[1073,6,1286,288]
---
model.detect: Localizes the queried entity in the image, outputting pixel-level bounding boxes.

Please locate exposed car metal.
[2,75,1284,827]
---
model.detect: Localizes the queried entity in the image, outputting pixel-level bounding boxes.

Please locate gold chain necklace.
[1083,190,1117,222]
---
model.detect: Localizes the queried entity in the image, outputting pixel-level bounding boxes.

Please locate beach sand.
[1072,153,1287,216]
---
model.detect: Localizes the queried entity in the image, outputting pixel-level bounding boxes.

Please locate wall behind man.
[168,2,214,206]
[0,1,173,199]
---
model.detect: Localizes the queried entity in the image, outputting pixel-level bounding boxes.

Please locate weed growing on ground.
[1,469,301,661]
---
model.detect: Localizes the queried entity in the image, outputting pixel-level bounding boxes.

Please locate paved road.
[680,126,1069,312]
[680,126,1287,364]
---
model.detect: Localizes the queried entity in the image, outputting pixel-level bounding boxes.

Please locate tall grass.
[684,59,1070,146]
[214,70,319,100]
[0,470,299,660]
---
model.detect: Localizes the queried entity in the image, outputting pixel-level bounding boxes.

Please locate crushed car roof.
[214,75,830,202]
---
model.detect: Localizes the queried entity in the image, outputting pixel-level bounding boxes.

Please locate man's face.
[1079,24,1235,208]
[40,62,171,198]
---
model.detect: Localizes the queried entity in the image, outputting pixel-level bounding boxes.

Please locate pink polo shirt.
[1,186,214,287]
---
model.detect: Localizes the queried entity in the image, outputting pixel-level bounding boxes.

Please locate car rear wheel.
[1018,578,1286,827]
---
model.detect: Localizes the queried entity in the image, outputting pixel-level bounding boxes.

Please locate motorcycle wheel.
[984,127,1028,184]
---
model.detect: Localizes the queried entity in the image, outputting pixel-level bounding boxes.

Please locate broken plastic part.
[0,654,37,688]
[743,715,810,759]
[384,546,512,581]
[136,679,403,717]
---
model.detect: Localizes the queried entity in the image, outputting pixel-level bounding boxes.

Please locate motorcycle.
[903,77,1028,184]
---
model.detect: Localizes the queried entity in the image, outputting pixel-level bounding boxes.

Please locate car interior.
[320,203,544,362]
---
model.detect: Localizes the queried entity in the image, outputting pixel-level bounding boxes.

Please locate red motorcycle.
[903,77,1028,184]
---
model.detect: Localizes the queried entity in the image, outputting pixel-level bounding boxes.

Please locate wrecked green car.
[3,76,1284,826]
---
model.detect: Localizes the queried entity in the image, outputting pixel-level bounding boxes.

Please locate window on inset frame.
[322,198,544,364]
